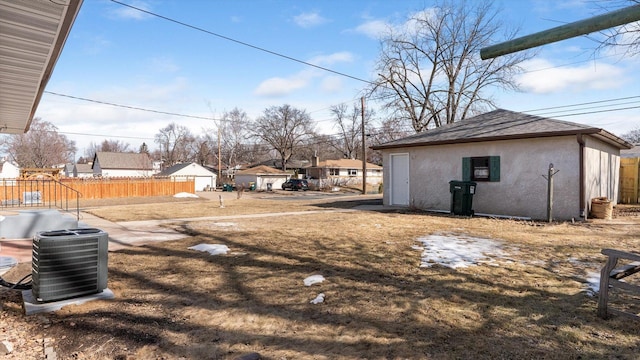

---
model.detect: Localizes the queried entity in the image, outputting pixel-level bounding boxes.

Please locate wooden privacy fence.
[619,158,639,204]
[0,177,195,203]
[60,177,195,199]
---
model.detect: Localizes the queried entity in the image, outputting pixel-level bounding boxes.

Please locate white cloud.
[516,58,626,94]
[353,8,435,40]
[253,73,311,97]
[320,76,343,93]
[111,1,152,20]
[293,11,328,28]
[254,51,351,97]
[308,51,354,66]
[354,19,391,39]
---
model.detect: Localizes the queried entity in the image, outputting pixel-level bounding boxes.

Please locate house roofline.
[371,128,633,150]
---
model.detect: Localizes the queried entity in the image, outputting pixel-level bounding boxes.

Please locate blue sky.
[35,0,640,154]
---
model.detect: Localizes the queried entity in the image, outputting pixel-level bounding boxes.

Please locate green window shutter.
[462,157,471,181]
[489,156,500,182]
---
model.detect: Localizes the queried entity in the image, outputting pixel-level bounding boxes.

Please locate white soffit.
[0,0,83,134]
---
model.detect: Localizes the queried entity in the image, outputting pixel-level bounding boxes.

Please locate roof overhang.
[0,0,83,134]
[372,129,634,151]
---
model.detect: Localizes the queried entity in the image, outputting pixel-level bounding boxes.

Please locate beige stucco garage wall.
[382,136,583,220]
[584,136,621,209]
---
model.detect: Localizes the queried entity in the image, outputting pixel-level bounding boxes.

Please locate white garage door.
[195,176,214,191]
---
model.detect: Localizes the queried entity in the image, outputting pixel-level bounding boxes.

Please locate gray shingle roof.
[372,109,632,150]
[93,152,153,170]
[621,145,640,158]
[156,163,192,176]
[236,165,289,175]
[74,163,93,173]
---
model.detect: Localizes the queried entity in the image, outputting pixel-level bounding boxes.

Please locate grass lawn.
[2,194,639,359]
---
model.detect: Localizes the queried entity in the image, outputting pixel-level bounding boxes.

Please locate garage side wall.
[584,136,621,209]
[382,136,581,220]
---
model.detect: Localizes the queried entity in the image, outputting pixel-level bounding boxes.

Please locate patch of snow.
[304,275,325,286]
[188,243,230,255]
[584,271,601,296]
[416,233,507,269]
[310,293,325,304]
[174,192,199,198]
[212,222,236,227]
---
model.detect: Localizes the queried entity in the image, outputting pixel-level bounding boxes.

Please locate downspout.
[577,134,586,218]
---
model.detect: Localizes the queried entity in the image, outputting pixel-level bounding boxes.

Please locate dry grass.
[3,194,640,359]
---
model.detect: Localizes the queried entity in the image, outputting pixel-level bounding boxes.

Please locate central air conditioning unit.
[31,228,108,303]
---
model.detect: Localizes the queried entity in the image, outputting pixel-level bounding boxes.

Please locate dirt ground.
[1,193,639,360]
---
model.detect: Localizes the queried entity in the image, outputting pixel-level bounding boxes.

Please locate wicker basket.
[591,197,613,220]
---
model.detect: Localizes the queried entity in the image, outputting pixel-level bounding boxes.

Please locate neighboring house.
[73,163,94,178]
[234,165,290,191]
[251,158,310,175]
[156,162,217,192]
[0,160,20,179]
[63,163,74,177]
[371,109,633,220]
[92,152,153,177]
[620,145,640,204]
[305,157,383,187]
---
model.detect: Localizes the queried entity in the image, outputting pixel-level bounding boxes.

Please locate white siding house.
[0,160,20,179]
[73,163,94,178]
[156,162,217,192]
[305,158,383,187]
[234,165,290,191]
[372,109,633,220]
[92,152,153,177]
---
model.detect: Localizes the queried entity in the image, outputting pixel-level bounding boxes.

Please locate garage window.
[462,156,500,182]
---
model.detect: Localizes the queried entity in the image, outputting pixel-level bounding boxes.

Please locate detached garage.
[234,165,290,191]
[372,109,633,220]
[156,163,217,192]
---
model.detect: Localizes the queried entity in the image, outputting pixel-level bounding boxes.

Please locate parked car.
[281,179,309,191]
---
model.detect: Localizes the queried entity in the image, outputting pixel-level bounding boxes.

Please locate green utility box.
[449,180,477,216]
[223,184,233,192]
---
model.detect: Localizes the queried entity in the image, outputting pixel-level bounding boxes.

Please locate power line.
[109,0,376,86]
[58,130,154,141]
[535,105,640,118]
[522,95,640,113]
[44,91,220,121]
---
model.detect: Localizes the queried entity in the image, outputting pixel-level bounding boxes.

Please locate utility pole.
[361,96,367,195]
[217,124,222,183]
[481,4,640,59]
[542,163,560,223]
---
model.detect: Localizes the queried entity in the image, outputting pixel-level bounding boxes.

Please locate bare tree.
[84,139,132,159]
[1,117,76,168]
[594,0,640,57]
[329,103,375,159]
[191,134,213,166]
[139,142,150,154]
[370,0,531,132]
[298,133,344,163]
[220,108,252,169]
[368,117,413,165]
[154,122,196,168]
[620,126,640,143]
[252,104,314,171]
